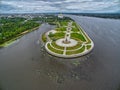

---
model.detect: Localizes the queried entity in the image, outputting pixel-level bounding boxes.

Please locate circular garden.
[42,20,94,58]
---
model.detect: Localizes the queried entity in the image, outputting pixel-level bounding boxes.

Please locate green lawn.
[47,43,63,54]
[66,42,82,50]
[51,42,64,50]
[71,33,86,42]
[76,25,91,44]
[49,32,65,41]
[87,45,91,50]
[72,28,80,32]
[56,27,66,31]
[66,46,85,55]
[59,21,68,26]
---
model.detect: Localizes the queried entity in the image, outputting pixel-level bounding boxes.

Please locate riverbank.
[0,26,40,48]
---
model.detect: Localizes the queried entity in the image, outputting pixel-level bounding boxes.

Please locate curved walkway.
[44,21,94,58]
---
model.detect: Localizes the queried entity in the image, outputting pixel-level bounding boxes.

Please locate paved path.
[45,21,94,56]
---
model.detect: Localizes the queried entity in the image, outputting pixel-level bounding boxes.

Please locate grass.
[42,33,47,43]
[66,46,85,55]
[56,27,66,31]
[81,31,91,44]
[49,32,65,41]
[87,45,91,50]
[71,33,86,42]
[72,22,77,26]
[47,43,63,54]
[51,42,64,50]
[77,24,91,44]
[59,21,68,26]
[72,28,80,32]
[66,42,82,50]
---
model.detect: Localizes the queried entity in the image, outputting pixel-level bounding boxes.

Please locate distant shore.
[0,13,120,19]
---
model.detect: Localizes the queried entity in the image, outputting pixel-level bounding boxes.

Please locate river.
[0,16,120,90]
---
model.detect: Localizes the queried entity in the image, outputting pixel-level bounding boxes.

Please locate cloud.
[65,1,117,10]
[0,0,120,13]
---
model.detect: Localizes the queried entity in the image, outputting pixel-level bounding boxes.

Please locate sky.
[0,0,120,13]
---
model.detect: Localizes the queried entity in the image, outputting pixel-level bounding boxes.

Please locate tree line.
[0,17,39,44]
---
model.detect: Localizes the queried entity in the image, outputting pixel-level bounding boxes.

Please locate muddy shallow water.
[0,16,120,90]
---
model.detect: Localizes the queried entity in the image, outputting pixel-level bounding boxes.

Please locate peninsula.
[42,16,94,58]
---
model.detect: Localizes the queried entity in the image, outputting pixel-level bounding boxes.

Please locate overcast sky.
[0,0,120,13]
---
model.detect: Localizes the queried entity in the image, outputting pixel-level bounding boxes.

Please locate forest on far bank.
[0,17,39,44]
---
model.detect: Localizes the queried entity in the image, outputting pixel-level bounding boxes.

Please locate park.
[42,17,94,58]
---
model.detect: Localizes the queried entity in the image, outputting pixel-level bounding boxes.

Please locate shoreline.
[0,26,40,48]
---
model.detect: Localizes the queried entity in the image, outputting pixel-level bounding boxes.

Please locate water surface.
[0,16,120,90]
